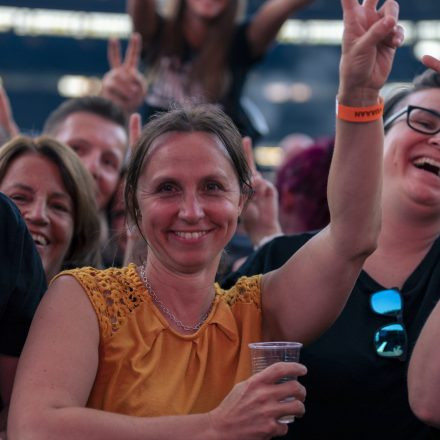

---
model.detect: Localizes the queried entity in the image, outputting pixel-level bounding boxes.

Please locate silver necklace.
[140,263,214,332]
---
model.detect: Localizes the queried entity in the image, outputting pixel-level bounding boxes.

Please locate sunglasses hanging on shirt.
[370,288,408,361]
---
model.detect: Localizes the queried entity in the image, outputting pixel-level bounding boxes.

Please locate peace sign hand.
[101,33,147,114]
[339,0,404,103]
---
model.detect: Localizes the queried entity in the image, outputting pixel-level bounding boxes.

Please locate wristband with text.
[336,96,384,123]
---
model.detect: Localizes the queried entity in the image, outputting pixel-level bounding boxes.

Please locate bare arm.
[8,275,306,440]
[261,0,404,343]
[247,0,314,57]
[0,355,18,431]
[407,300,440,427]
[127,0,159,48]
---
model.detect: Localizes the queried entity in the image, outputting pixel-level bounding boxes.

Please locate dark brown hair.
[148,0,240,101]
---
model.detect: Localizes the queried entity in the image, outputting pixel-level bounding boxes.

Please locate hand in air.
[422,55,440,73]
[239,137,282,248]
[0,84,19,140]
[339,0,404,97]
[101,33,147,114]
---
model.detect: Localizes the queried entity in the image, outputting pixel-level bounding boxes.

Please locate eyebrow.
[7,183,72,201]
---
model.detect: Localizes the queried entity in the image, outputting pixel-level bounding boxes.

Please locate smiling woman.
[0,136,102,282]
[6,1,405,438]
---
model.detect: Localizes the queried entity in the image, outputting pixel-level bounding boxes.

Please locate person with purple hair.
[275,137,333,234]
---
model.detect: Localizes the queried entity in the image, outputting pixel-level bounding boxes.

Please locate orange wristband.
[336,97,384,122]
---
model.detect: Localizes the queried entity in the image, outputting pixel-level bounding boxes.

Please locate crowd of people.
[1,0,440,439]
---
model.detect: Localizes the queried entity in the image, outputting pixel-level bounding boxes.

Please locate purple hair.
[275,137,334,231]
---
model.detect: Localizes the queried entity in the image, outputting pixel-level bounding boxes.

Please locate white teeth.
[413,157,440,167]
[31,233,48,246]
[413,157,440,176]
[175,231,207,239]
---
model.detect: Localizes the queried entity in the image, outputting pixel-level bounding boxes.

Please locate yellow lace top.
[59,264,262,416]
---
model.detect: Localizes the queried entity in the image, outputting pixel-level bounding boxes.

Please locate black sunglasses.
[384,105,440,136]
[370,288,408,361]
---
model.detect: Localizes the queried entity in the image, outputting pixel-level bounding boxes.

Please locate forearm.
[328,89,383,259]
[127,0,157,42]
[248,0,313,55]
[8,407,217,440]
[408,301,440,427]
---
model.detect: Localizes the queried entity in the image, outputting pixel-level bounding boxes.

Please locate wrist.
[337,87,380,107]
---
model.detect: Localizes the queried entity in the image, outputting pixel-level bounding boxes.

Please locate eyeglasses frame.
[383,105,440,135]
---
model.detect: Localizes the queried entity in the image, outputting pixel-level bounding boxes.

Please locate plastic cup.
[248,341,302,424]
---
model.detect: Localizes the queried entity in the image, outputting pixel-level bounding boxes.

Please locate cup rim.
[248,341,303,349]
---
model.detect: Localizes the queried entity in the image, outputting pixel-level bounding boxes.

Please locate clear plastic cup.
[248,341,302,423]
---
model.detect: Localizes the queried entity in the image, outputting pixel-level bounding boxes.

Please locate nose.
[178,192,205,222]
[82,152,101,181]
[428,131,440,147]
[23,199,49,225]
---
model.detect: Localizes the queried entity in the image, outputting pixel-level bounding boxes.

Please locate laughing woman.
[7,1,403,439]
[0,136,101,282]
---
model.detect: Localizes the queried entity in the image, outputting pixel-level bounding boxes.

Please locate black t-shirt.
[142,18,263,140]
[222,232,440,440]
[0,192,46,357]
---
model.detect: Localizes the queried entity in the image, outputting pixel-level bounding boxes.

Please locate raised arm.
[247,0,315,57]
[407,300,440,427]
[260,0,404,343]
[0,85,19,143]
[127,0,159,48]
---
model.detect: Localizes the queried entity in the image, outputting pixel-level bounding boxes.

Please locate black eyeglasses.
[370,288,408,361]
[384,105,440,135]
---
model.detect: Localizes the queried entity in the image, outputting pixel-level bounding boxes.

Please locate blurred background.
[0,0,439,166]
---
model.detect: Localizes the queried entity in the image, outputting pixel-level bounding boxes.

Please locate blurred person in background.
[0,136,101,281]
[275,137,333,234]
[101,0,316,142]
[43,96,129,213]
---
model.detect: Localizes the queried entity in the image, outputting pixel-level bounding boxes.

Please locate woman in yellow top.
[8,1,404,438]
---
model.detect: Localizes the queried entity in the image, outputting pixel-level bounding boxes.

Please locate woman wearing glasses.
[406,55,440,431]
[221,62,440,439]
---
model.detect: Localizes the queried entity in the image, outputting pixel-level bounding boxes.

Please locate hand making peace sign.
[101,33,147,114]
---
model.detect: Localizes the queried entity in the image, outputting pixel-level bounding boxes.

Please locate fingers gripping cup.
[248,341,302,424]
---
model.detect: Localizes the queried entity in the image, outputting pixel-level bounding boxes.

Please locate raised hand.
[129,112,142,151]
[209,362,307,440]
[422,55,440,73]
[339,0,404,99]
[0,84,19,142]
[101,33,147,114]
[239,137,282,248]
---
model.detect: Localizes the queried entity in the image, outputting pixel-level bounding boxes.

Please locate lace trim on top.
[60,264,145,338]
[217,275,261,307]
[60,266,261,338]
